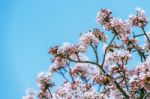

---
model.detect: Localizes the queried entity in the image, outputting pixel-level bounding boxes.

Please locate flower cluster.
[79,31,99,47]
[97,9,131,40]
[129,8,148,27]
[36,72,52,88]
[50,44,90,73]
[103,42,124,53]
[79,29,107,47]
[92,28,107,42]
[96,8,112,30]
[22,88,36,99]
[71,63,99,78]
[56,80,102,99]
[51,57,67,72]
[55,81,84,98]
[105,87,123,99]
[36,72,54,98]
[83,90,103,99]
[104,50,131,71]
[93,73,110,85]
[110,18,131,40]
[129,56,150,92]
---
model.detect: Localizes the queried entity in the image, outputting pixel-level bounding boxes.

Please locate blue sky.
[0,0,150,99]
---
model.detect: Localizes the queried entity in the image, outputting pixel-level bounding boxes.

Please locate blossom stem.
[76,52,81,62]
[67,63,75,83]
[48,88,53,98]
[134,34,145,38]
[58,69,69,81]
[67,57,98,65]
[114,81,130,98]
[141,27,150,43]
[101,34,116,67]
[90,43,99,63]
[131,43,146,62]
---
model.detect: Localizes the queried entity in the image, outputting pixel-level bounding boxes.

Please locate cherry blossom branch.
[66,57,130,98]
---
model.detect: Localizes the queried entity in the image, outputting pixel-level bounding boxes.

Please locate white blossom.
[79,31,99,47]
[22,88,36,99]
[36,71,52,88]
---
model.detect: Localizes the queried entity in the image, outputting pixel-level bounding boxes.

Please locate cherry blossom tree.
[23,8,150,99]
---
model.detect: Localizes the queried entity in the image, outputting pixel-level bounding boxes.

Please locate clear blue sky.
[0,0,150,99]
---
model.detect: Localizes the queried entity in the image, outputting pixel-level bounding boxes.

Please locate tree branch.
[66,57,130,98]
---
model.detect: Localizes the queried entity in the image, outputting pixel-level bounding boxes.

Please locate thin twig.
[141,27,150,43]
[134,34,145,37]
[59,69,69,81]
[101,34,116,67]
[48,88,53,98]
[90,43,99,63]
[67,63,75,83]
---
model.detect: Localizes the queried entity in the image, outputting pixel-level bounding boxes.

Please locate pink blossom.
[79,31,99,47]
[22,88,36,99]
[110,18,131,39]
[104,50,131,71]
[96,8,113,30]
[129,8,148,27]
[36,72,52,89]
[72,63,99,78]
